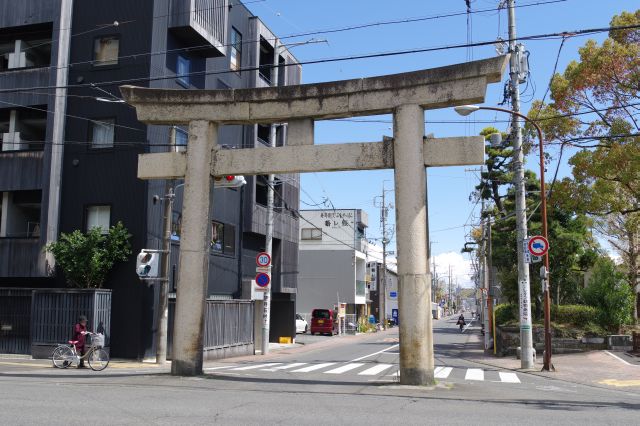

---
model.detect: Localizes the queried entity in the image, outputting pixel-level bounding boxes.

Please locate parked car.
[295,314,308,334]
[310,308,339,336]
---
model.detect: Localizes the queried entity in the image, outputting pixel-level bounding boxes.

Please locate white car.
[295,314,308,334]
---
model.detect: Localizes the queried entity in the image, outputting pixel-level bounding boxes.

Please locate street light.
[454,104,553,372]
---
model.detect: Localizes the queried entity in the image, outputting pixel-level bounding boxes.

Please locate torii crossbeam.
[121,55,508,385]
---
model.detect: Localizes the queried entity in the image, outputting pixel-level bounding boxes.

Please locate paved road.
[0,315,638,425]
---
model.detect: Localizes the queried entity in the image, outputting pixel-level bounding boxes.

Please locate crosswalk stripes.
[358,364,394,376]
[230,363,282,371]
[434,366,453,379]
[208,362,522,384]
[498,372,521,383]
[291,363,336,373]
[325,363,365,374]
[465,368,485,381]
[261,363,307,372]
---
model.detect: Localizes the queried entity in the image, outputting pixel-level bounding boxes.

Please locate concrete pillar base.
[171,359,203,376]
[400,368,436,386]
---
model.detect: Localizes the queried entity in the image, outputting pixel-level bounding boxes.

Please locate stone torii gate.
[121,55,507,385]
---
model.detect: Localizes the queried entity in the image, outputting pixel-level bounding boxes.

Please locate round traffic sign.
[528,236,549,256]
[256,252,271,267]
[255,272,271,287]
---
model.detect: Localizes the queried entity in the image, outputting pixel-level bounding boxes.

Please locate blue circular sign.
[256,272,270,287]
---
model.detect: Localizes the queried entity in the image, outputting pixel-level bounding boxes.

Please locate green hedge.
[494,304,518,325]
[551,304,597,326]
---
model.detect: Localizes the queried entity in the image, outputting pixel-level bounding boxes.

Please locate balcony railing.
[0,238,44,277]
[0,150,44,192]
[356,280,367,297]
[169,0,228,57]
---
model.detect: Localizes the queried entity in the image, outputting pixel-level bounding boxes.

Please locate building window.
[211,221,235,255]
[176,55,190,87]
[174,127,187,152]
[257,124,270,145]
[258,37,274,84]
[93,36,119,66]
[86,205,111,234]
[230,28,242,72]
[301,228,322,240]
[90,119,115,148]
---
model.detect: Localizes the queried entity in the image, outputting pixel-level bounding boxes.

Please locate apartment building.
[0,0,301,358]
[297,209,370,321]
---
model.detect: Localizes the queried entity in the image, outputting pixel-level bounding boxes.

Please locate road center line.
[350,344,400,362]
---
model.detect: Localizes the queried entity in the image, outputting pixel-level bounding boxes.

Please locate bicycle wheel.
[87,348,109,371]
[52,346,74,369]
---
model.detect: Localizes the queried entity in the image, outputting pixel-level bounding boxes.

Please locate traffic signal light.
[136,250,159,278]
[214,175,246,188]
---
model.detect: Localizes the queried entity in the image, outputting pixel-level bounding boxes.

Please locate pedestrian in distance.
[456,314,466,332]
[73,315,90,368]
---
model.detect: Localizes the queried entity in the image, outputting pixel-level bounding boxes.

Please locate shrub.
[551,305,597,326]
[46,222,132,288]
[582,257,635,332]
[494,304,518,326]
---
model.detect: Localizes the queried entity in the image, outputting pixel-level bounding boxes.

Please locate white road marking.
[261,363,307,372]
[465,368,485,381]
[230,363,282,371]
[350,344,399,362]
[434,366,453,379]
[604,350,640,367]
[325,363,365,374]
[203,365,237,371]
[291,363,336,373]
[498,372,521,383]
[358,364,394,376]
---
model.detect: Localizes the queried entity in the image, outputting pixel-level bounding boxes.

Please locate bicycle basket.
[91,333,105,348]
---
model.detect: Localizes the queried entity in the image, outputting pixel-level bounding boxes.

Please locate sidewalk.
[463,325,640,391]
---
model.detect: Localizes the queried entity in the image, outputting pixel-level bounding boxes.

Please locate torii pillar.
[121,55,507,385]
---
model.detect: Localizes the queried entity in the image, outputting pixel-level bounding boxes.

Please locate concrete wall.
[297,249,355,313]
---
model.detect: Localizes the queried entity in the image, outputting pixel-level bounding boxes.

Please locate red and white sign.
[528,236,549,257]
[256,252,271,267]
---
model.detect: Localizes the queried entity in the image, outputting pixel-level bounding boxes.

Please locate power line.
[1,23,638,95]
[16,0,567,76]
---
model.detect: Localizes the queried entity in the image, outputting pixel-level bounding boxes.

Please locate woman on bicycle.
[73,315,89,368]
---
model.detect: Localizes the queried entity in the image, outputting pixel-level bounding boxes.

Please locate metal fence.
[0,288,111,357]
[30,289,111,347]
[168,298,254,359]
[344,314,357,335]
[204,300,253,349]
[0,289,32,354]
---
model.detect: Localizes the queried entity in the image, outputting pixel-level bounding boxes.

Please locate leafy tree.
[471,128,597,313]
[583,257,635,331]
[528,10,640,320]
[46,222,132,289]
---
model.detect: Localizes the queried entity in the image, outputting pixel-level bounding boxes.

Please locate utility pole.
[508,0,535,369]
[262,39,280,356]
[156,186,174,364]
[374,181,393,328]
[262,38,327,355]
[448,264,452,314]
[431,241,437,303]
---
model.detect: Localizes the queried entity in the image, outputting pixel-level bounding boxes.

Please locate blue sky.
[248,0,638,286]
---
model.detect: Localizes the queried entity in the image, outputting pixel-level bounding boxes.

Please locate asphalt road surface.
[0,315,637,425]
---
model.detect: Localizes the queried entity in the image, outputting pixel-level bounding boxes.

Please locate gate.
[0,289,32,354]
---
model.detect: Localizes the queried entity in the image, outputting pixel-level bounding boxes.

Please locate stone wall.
[495,325,608,357]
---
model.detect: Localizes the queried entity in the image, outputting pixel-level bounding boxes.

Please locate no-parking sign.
[528,236,549,257]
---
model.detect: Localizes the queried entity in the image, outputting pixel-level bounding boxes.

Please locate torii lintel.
[120,56,507,125]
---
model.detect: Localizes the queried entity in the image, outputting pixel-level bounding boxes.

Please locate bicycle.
[51,332,110,371]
